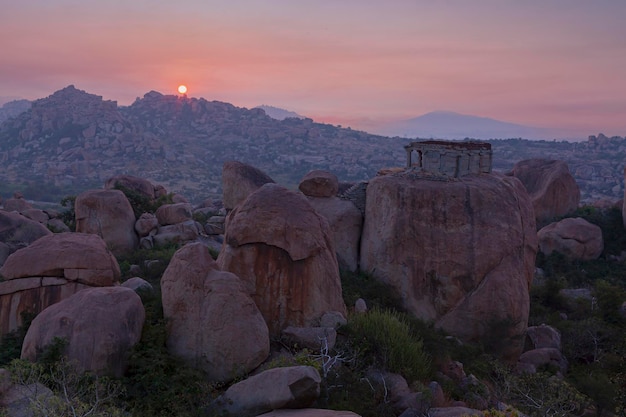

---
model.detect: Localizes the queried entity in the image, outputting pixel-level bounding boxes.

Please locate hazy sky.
[1,1,625,135]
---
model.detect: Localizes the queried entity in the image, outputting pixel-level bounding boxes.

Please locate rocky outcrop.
[0,233,121,336]
[517,348,568,375]
[75,189,138,255]
[360,172,537,360]
[0,210,52,265]
[218,184,347,336]
[222,161,275,210]
[525,324,561,351]
[299,170,339,198]
[306,196,363,272]
[104,174,165,200]
[537,217,603,261]
[155,203,192,225]
[211,366,321,417]
[507,159,580,223]
[21,286,144,377]
[161,242,269,382]
[2,193,32,212]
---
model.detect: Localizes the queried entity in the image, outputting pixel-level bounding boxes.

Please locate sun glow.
[177,84,188,94]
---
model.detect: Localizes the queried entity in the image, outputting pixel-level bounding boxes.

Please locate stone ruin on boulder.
[404,140,492,178]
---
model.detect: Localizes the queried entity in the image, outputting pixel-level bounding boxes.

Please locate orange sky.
[1,1,625,136]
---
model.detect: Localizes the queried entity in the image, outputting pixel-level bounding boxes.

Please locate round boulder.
[299,170,339,198]
[21,286,145,377]
[222,161,275,210]
[538,217,603,261]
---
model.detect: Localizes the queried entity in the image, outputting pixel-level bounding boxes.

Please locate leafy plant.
[346,308,431,383]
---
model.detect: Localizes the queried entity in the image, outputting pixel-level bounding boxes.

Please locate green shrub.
[346,308,431,382]
[59,195,76,231]
[113,184,173,219]
[121,286,217,416]
[0,311,35,366]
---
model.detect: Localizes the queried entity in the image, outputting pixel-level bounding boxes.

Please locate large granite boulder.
[360,172,537,360]
[537,217,603,261]
[21,286,144,377]
[507,159,580,224]
[222,161,275,210]
[0,233,121,336]
[212,366,321,417]
[0,210,52,266]
[75,189,138,255]
[218,184,347,336]
[306,196,363,272]
[299,170,339,198]
[161,242,269,382]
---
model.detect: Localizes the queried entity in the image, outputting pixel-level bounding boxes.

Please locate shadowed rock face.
[507,159,580,224]
[360,172,537,360]
[222,161,275,210]
[75,189,138,255]
[218,184,346,336]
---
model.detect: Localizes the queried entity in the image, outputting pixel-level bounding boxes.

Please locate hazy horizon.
[2,1,626,136]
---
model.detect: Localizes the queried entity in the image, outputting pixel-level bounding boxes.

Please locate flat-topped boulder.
[0,233,120,336]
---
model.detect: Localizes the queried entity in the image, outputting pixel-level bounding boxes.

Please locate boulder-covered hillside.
[0,86,624,204]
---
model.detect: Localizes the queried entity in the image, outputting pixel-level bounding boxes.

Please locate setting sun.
[177,84,187,94]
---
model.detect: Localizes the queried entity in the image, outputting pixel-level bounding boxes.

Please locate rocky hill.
[0,85,623,204]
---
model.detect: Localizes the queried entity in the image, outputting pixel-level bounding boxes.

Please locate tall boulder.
[222,161,275,210]
[75,189,138,255]
[537,217,603,261]
[507,159,580,224]
[360,172,537,360]
[218,184,347,336]
[21,286,144,377]
[161,242,269,382]
[0,233,121,336]
[307,197,363,272]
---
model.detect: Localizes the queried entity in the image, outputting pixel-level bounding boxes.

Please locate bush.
[346,308,431,382]
[113,184,173,219]
[0,311,35,366]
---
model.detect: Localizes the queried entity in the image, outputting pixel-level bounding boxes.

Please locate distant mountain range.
[373,111,581,141]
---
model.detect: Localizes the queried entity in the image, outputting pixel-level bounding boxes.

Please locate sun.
[177,84,188,94]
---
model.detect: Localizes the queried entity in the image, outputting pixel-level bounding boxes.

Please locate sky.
[1,0,626,136]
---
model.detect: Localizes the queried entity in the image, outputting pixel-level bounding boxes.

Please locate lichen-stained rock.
[161,242,269,382]
[360,172,537,360]
[508,159,580,223]
[537,217,603,261]
[75,189,138,255]
[0,233,121,336]
[21,286,144,377]
[218,184,347,336]
[222,161,275,210]
[299,170,339,198]
[306,196,363,272]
